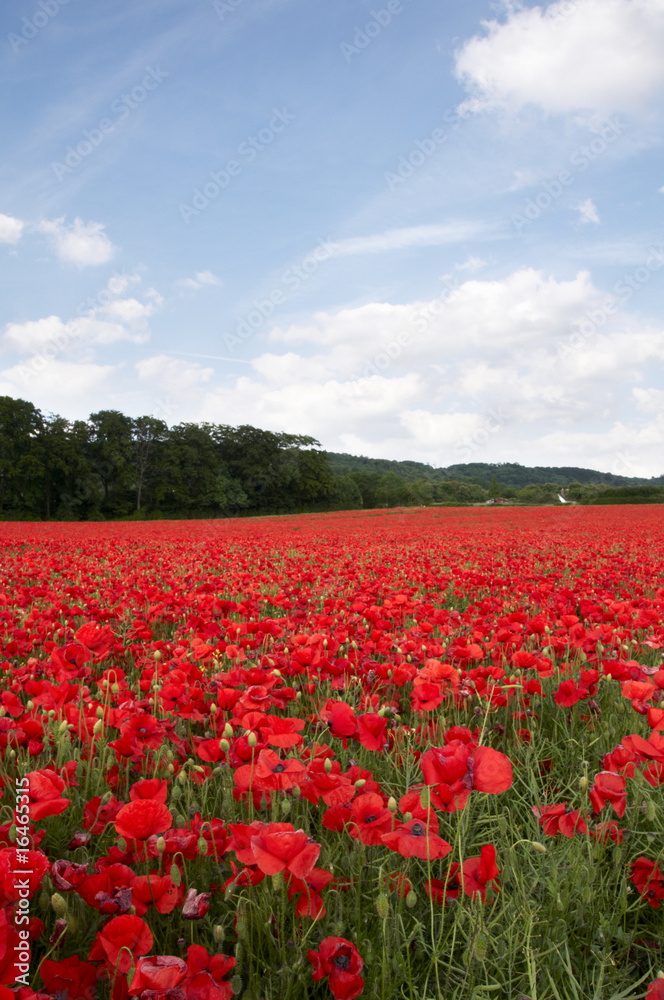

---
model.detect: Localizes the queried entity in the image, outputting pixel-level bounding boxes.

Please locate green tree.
[0,396,44,517]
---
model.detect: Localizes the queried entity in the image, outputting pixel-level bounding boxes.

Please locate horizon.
[2,0,664,477]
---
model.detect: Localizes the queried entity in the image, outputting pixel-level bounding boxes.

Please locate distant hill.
[326,454,664,489]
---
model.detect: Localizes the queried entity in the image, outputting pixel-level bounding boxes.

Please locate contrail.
[166,351,253,363]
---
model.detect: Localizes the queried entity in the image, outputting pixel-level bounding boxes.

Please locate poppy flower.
[119,714,165,750]
[182,887,211,919]
[381,818,452,861]
[259,715,306,748]
[83,795,122,834]
[356,713,388,751]
[131,874,182,916]
[115,800,172,841]
[26,769,70,821]
[308,937,364,1000]
[234,748,305,793]
[88,914,153,974]
[249,823,320,879]
[629,857,664,908]
[40,955,98,1000]
[183,944,236,1000]
[425,864,462,905]
[76,863,136,913]
[0,848,50,906]
[128,955,187,995]
[51,859,89,892]
[533,803,588,838]
[287,866,334,919]
[647,978,664,1000]
[462,845,501,901]
[589,772,628,818]
[129,778,169,803]
[347,794,394,846]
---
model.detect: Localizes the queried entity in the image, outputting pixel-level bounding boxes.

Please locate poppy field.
[2,505,664,1000]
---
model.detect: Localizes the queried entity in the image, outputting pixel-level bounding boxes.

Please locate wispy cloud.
[326,222,491,258]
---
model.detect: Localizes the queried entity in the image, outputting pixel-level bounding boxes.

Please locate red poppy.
[40,955,98,1000]
[590,822,624,844]
[533,803,588,838]
[647,978,664,1000]
[259,715,306,748]
[462,845,501,901]
[76,863,135,915]
[287,867,334,919]
[347,794,393,846]
[308,937,364,1000]
[26,769,70,821]
[356,713,388,751]
[249,823,320,879]
[129,778,168,803]
[425,864,462,905]
[115,800,172,841]
[234,748,305,793]
[629,857,664,908]
[183,944,236,1000]
[83,795,122,834]
[381,818,452,860]
[0,848,50,907]
[131,874,182,916]
[51,859,89,892]
[119,714,166,750]
[589,772,628,818]
[88,914,153,973]
[128,956,187,996]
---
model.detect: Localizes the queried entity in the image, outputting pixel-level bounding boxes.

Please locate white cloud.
[176,270,223,292]
[2,314,148,354]
[136,354,215,390]
[103,297,155,327]
[0,359,118,404]
[36,217,116,266]
[0,214,24,245]
[455,0,664,117]
[325,222,489,257]
[576,198,600,224]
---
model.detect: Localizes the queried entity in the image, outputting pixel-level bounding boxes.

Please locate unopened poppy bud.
[7,825,16,844]
[405,890,417,908]
[531,842,547,854]
[223,722,233,738]
[387,796,397,813]
[579,776,588,792]
[111,683,120,695]
[58,719,69,734]
[39,888,50,911]
[556,894,564,912]
[26,700,34,711]
[291,785,301,799]
[281,798,291,815]
[473,932,488,962]
[117,836,127,852]
[170,863,181,886]
[197,837,209,856]
[247,732,257,748]
[259,795,268,811]
[177,771,187,785]
[0,707,5,718]
[272,668,282,677]
[154,650,163,661]
[51,893,67,917]
[647,800,656,821]
[419,787,431,810]
[174,814,186,829]
[171,784,182,801]
[209,703,217,714]
[95,706,104,719]
[230,976,243,996]
[93,719,103,735]
[354,779,366,789]
[378,707,387,717]
[156,836,166,853]
[213,924,225,943]
[375,893,390,919]
[295,691,302,700]
[167,763,175,775]
[271,872,283,891]
[402,811,413,823]
[219,738,230,753]
[324,758,333,774]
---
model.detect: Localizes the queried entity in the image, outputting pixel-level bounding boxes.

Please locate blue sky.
[1,0,664,475]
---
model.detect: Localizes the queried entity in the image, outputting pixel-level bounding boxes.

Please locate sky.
[1,0,664,477]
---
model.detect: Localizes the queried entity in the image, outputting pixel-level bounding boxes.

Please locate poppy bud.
[419,788,431,810]
[579,776,588,792]
[26,700,34,711]
[8,749,15,761]
[58,719,69,734]
[93,720,103,735]
[259,795,268,811]
[213,924,225,943]
[170,863,181,886]
[531,842,547,854]
[39,888,50,911]
[171,785,182,801]
[354,779,366,789]
[51,893,67,917]
[295,691,302,700]
[497,815,507,837]
[7,825,16,844]
[375,893,390,919]
[387,797,397,813]
[247,732,257,748]
[177,771,187,785]
[155,836,166,854]
[271,872,283,891]
[111,683,120,695]
[647,800,656,821]
[272,668,282,677]
[281,798,291,816]
[230,976,243,996]
[167,763,175,775]
[95,706,105,719]
[154,650,163,661]
[0,708,5,718]
[210,703,217,714]
[197,837,209,856]
[292,785,301,799]
[324,758,333,774]
[405,890,417,908]
[473,932,488,962]
[117,837,127,853]
[402,811,413,823]
[556,895,564,912]
[173,814,186,828]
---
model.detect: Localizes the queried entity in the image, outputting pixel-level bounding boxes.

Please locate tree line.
[1,396,662,520]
